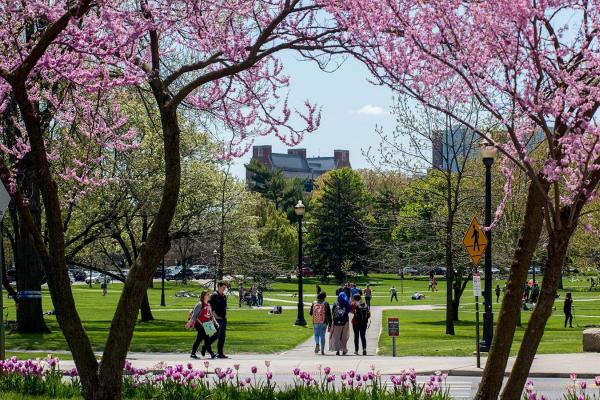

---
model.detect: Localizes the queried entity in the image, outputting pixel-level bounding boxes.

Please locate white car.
[85,273,111,284]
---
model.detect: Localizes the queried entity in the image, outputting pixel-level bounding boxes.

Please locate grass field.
[4,273,599,356]
[377,276,600,356]
[4,281,311,354]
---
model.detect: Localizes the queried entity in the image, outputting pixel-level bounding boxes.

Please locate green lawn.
[377,276,600,356]
[5,274,598,356]
[5,282,311,354]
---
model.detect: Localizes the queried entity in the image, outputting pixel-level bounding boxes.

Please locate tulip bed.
[0,357,454,399]
[1,357,599,399]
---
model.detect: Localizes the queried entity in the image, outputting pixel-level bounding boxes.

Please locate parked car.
[189,265,210,279]
[430,266,447,276]
[172,269,195,281]
[72,270,87,282]
[165,266,182,281]
[528,267,542,274]
[400,267,419,276]
[85,273,112,285]
[299,267,315,277]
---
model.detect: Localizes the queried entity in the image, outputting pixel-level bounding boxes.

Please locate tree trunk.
[445,241,455,334]
[95,102,181,400]
[501,223,574,399]
[11,79,100,399]
[452,298,460,321]
[139,291,154,322]
[474,179,548,400]
[2,96,47,333]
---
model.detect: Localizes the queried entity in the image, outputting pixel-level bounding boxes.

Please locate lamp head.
[294,200,305,217]
[479,138,497,160]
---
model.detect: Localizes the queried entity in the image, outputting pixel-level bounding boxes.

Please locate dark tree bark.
[445,222,455,335]
[474,179,548,400]
[501,224,572,399]
[1,96,47,333]
[139,292,154,322]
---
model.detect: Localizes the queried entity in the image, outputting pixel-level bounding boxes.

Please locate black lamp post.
[294,200,307,327]
[213,249,218,291]
[480,141,496,352]
[160,257,166,306]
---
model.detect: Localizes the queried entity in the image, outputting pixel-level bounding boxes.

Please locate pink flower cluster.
[0,355,60,377]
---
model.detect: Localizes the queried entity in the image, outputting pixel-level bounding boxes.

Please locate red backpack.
[312,302,326,324]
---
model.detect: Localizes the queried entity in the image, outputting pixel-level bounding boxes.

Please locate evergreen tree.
[308,168,370,282]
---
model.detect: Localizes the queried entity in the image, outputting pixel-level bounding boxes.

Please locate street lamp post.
[213,249,218,291]
[480,141,496,352]
[294,200,307,327]
[160,257,166,306]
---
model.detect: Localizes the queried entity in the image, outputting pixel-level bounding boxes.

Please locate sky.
[229,53,397,179]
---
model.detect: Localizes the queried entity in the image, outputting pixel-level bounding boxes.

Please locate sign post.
[388,317,399,357]
[473,272,482,368]
[464,217,487,369]
[0,184,11,360]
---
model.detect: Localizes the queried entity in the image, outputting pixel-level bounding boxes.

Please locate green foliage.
[308,168,370,281]
[256,200,298,271]
[245,159,306,221]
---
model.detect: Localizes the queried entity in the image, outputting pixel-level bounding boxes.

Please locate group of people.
[186,281,230,359]
[310,285,371,356]
[237,284,263,307]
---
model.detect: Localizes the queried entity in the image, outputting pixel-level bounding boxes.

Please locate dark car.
[171,269,195,282]
[431,266,447,276]
[72,270,87,282]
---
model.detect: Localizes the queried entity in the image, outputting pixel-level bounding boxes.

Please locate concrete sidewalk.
[41,352,597,379]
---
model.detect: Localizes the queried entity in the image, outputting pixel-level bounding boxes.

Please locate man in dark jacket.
[209,281,229,358]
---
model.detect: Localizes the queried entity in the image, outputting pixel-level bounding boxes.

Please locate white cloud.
[354,104,388,116]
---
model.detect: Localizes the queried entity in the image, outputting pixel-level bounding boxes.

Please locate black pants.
[353,323,367,351]
[365,296,371,309]
[390,293,398,302]
[564,312,573,327]
[192,324,216,356]
[216,318,227,355]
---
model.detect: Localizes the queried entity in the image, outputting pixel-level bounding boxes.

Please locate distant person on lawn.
[187,291,218,359]
[564,292,574,328]
[351,294,370,355]
[329,291,351,355]
[495,284,501,303]
[238,284,243,308]
[390,286,398,302]
[209,281,229,358]
[309,291,332,355]
[364,285,372,309]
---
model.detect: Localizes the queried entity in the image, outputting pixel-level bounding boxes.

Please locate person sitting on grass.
[309,292,332,355]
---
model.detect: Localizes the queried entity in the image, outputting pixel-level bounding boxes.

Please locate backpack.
[312,302,326,324]
[332,302,348,326]
[354,303,369,324]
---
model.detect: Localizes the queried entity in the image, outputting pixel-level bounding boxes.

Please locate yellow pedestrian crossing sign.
[463,217,488,266]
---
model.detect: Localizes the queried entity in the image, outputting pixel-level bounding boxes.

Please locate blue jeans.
[313,323,327,349]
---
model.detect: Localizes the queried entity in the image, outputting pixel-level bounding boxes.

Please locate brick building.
[246,145,351,190]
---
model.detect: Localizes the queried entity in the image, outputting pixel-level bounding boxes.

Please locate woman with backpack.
[351,294,370,355]
[186,291,219,359]
[329,291,351,355]
[309,291,332,355]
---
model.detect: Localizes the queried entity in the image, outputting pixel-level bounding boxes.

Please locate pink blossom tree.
[1,0,340,398]
[328,1,600,399]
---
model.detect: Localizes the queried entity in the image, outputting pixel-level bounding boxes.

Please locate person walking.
[329,291,351,355]
[351,294,370,355]
[187,291,218,359]
[530,283,540,304]
[495,284,501,303]
[309,291,332,355]
[364,285,372,309]
[238,284,243,308]
[101,276,108,296]
[390,286,398,302]
[209,281,229,358]
[564,292,574,328]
